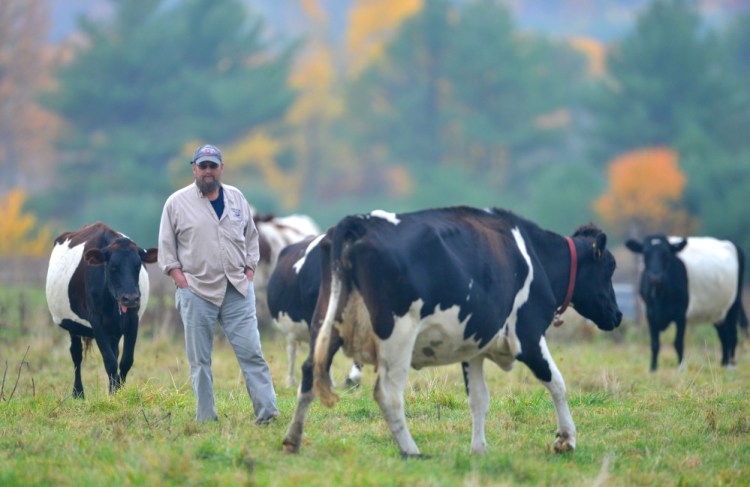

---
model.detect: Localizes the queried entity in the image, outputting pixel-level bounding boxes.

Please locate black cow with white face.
[626,234,748,371]
[283,207,622,457]
[45,222,158,397]
[267,234,361,388]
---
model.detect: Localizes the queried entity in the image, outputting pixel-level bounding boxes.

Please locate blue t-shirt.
[210,186,225,218]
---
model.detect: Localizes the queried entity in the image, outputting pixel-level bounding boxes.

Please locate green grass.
[1,312,749,486]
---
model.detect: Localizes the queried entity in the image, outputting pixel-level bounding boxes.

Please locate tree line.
[1,0,749,258]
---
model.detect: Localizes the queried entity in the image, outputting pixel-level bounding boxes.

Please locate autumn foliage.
[594,147,696,238]
[0,189,52,257]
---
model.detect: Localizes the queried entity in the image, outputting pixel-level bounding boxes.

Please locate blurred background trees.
[1,0,749,258]
[36,0,297,244]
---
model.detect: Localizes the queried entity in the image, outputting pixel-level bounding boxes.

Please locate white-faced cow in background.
[626,235,748,371]
[45,222,158,397]
[267,234,362,388]
[253,214,320,329]
[283,206,622,457]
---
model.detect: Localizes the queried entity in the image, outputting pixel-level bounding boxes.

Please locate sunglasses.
[196,161,219,170]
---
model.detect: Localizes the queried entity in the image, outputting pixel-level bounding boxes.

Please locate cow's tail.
[735,245,749,337]
[312,217,366,408]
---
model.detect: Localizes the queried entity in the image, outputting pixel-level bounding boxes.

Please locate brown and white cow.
[283,207,622,456]
[45,222,158,397]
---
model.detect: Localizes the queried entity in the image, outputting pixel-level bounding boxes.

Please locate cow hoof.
[344,378,360,389]
[282,439,300,454]
[552,432,575,453]
[73,389,84,399]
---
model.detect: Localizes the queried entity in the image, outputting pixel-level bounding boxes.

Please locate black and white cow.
[267,234,362,388]
[253,213,321,329]
[626,234,748,371]
[45,222,158,397]
[254,213,321,290]
[283,207,622,456]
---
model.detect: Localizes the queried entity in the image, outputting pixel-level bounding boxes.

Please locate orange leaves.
[594,147,696,237]
[0,188,52,257]
[568,36,606,78]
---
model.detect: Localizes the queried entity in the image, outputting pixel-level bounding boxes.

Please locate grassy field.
[1,298,749,486]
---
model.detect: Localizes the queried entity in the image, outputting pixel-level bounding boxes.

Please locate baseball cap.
[192,144,222,165]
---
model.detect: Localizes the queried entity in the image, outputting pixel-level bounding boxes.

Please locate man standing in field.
[158,143,279,424]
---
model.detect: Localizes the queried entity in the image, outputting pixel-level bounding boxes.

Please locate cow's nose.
[120,293,141,307]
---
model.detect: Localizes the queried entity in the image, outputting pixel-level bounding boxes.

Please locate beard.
[196,175,220,195]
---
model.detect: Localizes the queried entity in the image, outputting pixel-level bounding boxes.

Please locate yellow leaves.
[346,0,423,76]
[595,147,697,237]
[287,44,343,124]
[0,188,52,257]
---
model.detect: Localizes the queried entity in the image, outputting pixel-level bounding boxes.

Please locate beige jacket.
[158,183,259,306]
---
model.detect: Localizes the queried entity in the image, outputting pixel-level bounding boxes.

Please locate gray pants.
[176,283,278,422]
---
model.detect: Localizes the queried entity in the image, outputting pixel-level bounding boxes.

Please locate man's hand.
[169,268,188,288]
[245,267,254,281]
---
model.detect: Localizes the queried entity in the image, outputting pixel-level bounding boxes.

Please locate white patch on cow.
[137,266,149,320]
[651,238,662,245]
[369,209,401,225]
[292,233,325,274]
[407,301,481,368]
[669,236,739,324]
[46,239,90,327]
[274,311,310,342]
[503,227,534,357]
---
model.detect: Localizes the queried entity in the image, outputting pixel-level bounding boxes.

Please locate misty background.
[2,0,749,262]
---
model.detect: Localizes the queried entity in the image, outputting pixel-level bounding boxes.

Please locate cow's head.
[625,234,687,291]
[569,225,622,331]
[85,238,158,311]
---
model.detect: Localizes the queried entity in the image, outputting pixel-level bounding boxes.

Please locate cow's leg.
[284,335,342,453]
[674,317,687,371]
[519,336,576,453]
[649,321,661,372]
[119,310,139,386]
[283,355,315,454]
[714,321,737,369]
[91,322,121,394]
[285,335,297,388]
[373,329,421,458]
[462,358,489,455]
[69,332,84,399]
